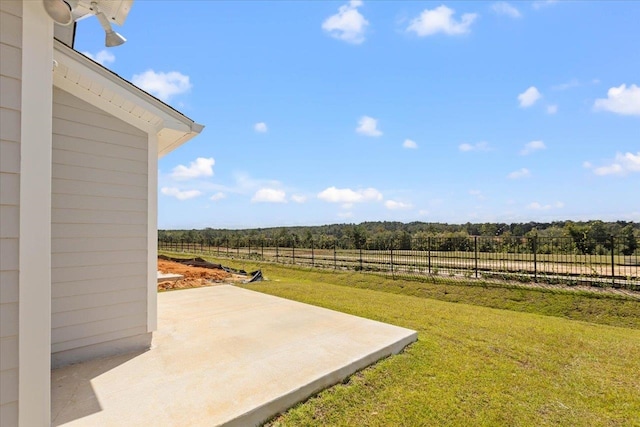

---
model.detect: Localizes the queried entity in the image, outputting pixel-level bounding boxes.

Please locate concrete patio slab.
[51,285,417,426]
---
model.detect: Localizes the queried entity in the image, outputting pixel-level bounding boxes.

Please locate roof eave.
[52,39,204,157]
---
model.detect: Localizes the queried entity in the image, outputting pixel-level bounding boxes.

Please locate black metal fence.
[158,236,640,290]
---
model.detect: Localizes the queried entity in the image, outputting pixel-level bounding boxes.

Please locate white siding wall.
[0,1,22,425]
[51,88,151,366]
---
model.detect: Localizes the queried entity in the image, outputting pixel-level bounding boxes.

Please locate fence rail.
[158,236,640,291]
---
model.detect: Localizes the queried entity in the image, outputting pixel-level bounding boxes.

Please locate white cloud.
[385,200,412,210]
[254,122,268,133]
[518,86,542,108]
[527,201,564,210]
[593,84,640,116]
[251,188,287,203]
[546,105,558,114]
[161,187,202,200]
[459,142,490,152]
[520,140,546,155]
[407,5,477,36]
[533,0,559,10]
[507,168,531,179]
[210,192,226,201]
[338,211,354,219]
[322,0,369,44]
[492,2,521,18]
[356,116,382,137]
[582,161,592,169]
[170,157,215,180]
[82,50,115,66]
[291,194,307,203]
[403,139,418,149]
[592,152,640,176]
[131,70,192,102]
[418,209,430,216]
[318,186,383,203]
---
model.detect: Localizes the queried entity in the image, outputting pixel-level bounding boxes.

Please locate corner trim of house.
[147,133,158,332]
[18,2,53,426]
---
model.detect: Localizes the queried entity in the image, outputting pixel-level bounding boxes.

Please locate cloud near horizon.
[170,157,215,180]
[251,188,287,203]
[587,152,640,176]
[318,186,383,203]
[385,200,412,210]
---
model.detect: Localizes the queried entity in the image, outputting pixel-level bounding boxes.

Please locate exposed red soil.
[157,259,230,291]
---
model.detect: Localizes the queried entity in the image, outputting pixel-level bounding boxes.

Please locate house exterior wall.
[51,87,151,368]
[0,1,22,425]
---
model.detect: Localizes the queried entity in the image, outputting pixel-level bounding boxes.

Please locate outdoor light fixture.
[90,2,127,47]
[43,0,130,48]
[43,0,74,25]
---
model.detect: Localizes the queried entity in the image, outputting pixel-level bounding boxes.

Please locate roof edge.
[53,39,205,136]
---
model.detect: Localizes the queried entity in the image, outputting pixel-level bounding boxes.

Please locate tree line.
[159,220,639,256]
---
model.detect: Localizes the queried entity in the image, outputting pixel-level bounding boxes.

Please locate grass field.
[160,252,640,425]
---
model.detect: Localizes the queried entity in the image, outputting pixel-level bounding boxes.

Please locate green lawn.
[161,252,640,425]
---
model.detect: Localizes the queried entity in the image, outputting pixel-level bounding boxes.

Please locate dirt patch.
[157,258,254,291]
[158,259,230,280]
[158,259,233,291]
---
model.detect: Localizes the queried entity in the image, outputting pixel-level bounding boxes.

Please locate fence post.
[226,237,229,255]
[474,236,478,278]
[311,240,315,267]
[261,239,264,260]
[333,242,337,269]
[181,239,184,252]
[533,236,538,282]
[428,236,432,274]
[292,240,295,265]
[276,240,279,263]
[611,235,615,287]
[359,247,363,271]
[390,245,394,278]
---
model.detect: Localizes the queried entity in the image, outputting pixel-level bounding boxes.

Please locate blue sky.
[74,1,640,229]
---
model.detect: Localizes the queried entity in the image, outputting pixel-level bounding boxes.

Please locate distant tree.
[350,225,368,250]
[621,225,638,256]
[565,223,594,254]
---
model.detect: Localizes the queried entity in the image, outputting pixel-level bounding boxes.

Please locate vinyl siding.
[51,87,149,356]
[0,1,21,424]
